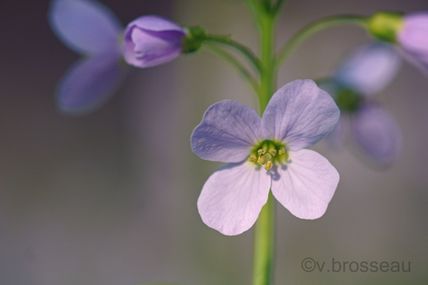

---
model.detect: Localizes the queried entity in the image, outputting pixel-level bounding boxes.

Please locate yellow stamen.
[265,161,273,171]
[248,139,288,170]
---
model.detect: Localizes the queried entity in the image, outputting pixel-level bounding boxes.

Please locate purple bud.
[398,13,428,72]
[123,16,186,68]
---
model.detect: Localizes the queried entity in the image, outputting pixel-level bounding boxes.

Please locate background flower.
[49,0,184,114]
[398,12,428,73]
[49,0,127,114]
[368,11,428,74]
[123,16,186,68]
[323,43,402,165]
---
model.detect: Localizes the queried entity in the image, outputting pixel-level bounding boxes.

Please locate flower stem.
[253,15,276,285]
[204,44,259,93]
[276,15,368,69]
[258,16,276,112]
[203,34,262,73]
[253,194,275,285]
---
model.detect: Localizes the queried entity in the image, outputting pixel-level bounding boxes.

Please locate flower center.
[248,140,288,171]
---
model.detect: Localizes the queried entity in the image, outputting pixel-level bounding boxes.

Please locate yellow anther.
[265,160,273,171]
[268,147,277,157]
[248,140,288,169]
[249,154,257,163]
[257,155,266,165]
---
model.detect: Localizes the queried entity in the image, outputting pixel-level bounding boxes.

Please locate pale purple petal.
[271,149,339,219]
[398,13,428,74]
[126,15,184,32]
[123,16,185,68]
[399,13,428,55]
[318,81,347,149]
[262,80,340,151]
[197,162,271,236]
[191,100,263,163]
[335,44,401,96]
[57,53,126,115]
[351,104,402,165]
[49,0,122,55]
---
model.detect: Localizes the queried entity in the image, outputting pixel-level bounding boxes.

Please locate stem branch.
[204,44,259,93]
[204,34,262,73]
[277,15,368,69]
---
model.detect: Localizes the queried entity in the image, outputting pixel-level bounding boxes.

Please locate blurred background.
[0,0,427,284]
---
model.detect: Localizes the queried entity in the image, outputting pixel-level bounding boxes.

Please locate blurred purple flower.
[49,0,184,114]
[191,80,340,236]
[398,13,428,73]
[324,44,402,165]
[351,104,401,164]
[335,43,401,95]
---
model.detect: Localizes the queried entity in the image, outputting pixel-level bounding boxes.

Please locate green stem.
[246,0,263,18]
[204,44,259,93]
[253,194,275,285]
[258,17,276,112]
[253,15,276,285]
[276,15,368,69]
[203,34,262,73]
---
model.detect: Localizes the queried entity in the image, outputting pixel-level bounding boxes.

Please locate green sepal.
[335,87,363,113]
[182,26,206,53]
[367,12,404,43]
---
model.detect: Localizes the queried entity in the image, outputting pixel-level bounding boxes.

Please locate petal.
[57,53,126,115]
[262,80,340,151]
[123,28,184,68]
[197,162,271,236]
[49,0,122,55]
[191,100,263,163]
[351,104,402,165]
[123,16,185,68]
[398,13,428,74]
[335,43,401,95]
[271,149,339,219]
[126,15,184,32]
[399,13,428,55]
[318,74,346,149]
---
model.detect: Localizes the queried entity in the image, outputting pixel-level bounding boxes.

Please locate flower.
[368,12,428,74]
[397,13,428,72]
[191,80,340,236]
[49,0,185,114]
[123,16,186,68]
[322,44,402,165]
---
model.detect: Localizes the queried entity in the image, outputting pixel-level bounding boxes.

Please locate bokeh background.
[0,0,427,284]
